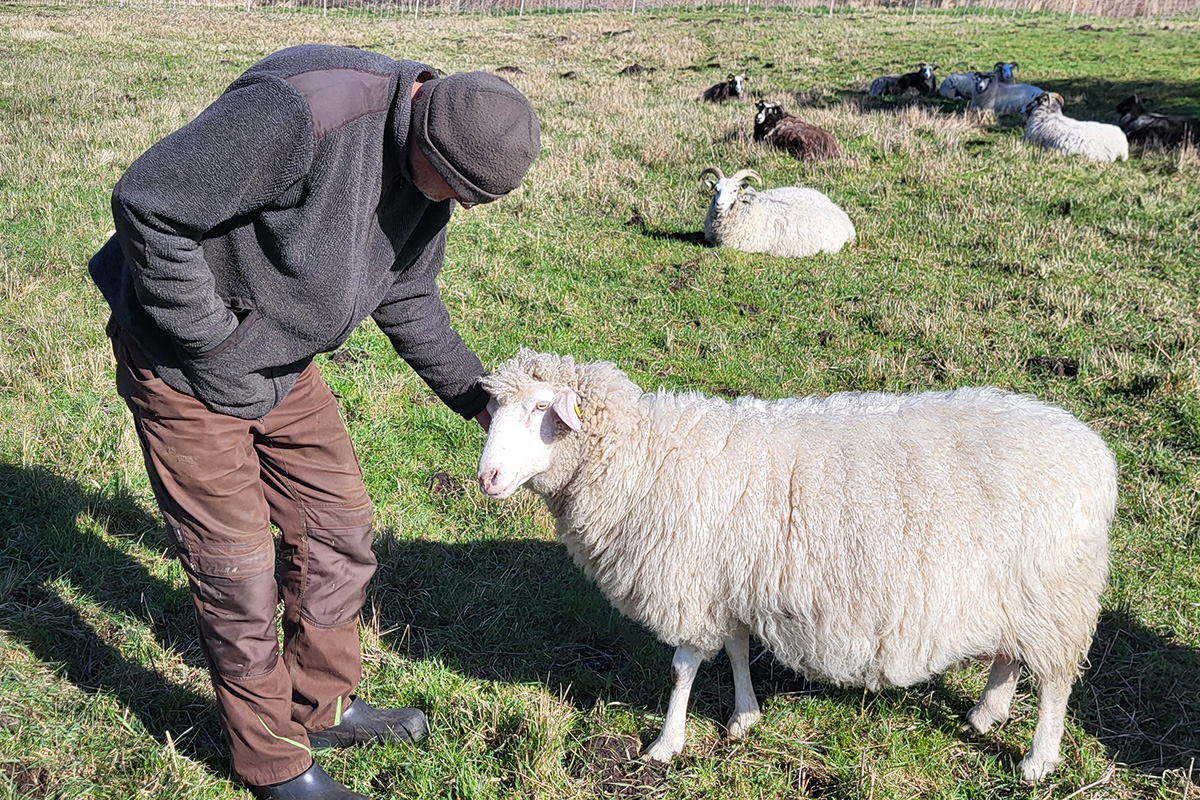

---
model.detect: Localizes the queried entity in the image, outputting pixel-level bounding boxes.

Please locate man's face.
[408,144,473,208]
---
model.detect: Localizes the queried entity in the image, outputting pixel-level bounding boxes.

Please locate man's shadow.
[0,463,226,773]
[8,461,1198,779]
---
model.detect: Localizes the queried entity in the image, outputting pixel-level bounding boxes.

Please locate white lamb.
[1023,92,1129,163]
[968,72,1044,115]
[477,350,1116,783]
[699,167,855,258]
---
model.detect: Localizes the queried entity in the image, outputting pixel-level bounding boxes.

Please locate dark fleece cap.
[411,72,541,206]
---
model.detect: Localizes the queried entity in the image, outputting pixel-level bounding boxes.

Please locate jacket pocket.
[195,296,261,361]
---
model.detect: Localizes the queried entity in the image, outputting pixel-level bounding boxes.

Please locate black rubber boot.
[249,761,369,800]
[307,698,429,750]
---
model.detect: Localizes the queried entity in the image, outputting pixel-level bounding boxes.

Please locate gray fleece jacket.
[89,45,488,420]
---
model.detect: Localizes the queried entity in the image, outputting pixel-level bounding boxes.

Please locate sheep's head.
[917,63,937,81]
[1115,94,1145,117]
[1024,91,1063,116]
[974,73,993,95]
[479,351,583,499]
[754,101,785,128]
[699,167,761,214]
[994,61,1017,81]
[730,73,746,96]
[478,350,641,500]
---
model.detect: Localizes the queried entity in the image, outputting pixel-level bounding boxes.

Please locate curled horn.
[1051,92,1065,106]
[728,168,761,186]
[698,166,724,186]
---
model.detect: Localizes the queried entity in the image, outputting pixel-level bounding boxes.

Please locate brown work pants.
[111,324,376,786]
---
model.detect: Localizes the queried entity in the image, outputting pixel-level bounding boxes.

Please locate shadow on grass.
[373,535,1200,776]
[844,79,1199,126]
[0,462,225,775]
[1035,78,1200,120]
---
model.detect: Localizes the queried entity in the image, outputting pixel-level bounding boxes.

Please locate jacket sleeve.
[111,76,314,358]
[371,225,490,420]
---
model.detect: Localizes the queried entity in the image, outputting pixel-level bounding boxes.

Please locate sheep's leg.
[724,627,761,739]
[644,644,703,762]
[1019,674,1073,783]
[966,656,1021,733]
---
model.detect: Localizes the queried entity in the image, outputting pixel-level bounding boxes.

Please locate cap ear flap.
[551,388,582,432]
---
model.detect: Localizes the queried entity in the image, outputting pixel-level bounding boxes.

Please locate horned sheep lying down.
[477,350,1116,783]
[700,167,855,258]
[1024,92,1129,163]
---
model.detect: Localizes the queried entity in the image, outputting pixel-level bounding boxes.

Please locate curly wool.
[483,352,1115,690]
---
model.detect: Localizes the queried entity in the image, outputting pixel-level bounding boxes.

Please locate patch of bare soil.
[571,735,667,797]
[0,763,53,799]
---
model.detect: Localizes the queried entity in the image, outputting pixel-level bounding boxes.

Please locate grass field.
[2,3,1200,799]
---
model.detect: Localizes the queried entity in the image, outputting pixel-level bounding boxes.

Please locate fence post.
[911,0,918,16]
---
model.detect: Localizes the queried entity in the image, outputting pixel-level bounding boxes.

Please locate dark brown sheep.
[1116,95,1200,149]
[753,101,839,160]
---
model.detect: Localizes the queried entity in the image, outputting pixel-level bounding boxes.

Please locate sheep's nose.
[480,468,498,493]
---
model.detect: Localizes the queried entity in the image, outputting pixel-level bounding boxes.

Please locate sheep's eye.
[534,400,550,411]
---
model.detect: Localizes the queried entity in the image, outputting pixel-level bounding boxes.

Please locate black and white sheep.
[1115,95,1200,149]
[968,72,1044,115]
[939,61,1017,100]
[868,63,937,98]
[753,101,840,160]
[698,166,855,258]
[702,73,746,103]
[1024,92,1129,162]
[477,350,1115,783]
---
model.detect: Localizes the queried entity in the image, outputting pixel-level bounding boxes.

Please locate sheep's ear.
[551,388,582,432]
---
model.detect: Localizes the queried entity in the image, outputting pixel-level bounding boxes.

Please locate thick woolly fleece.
[704,185,855,258]
[482,351,1116,774]
[89,45,488,420]
[1024,96,1130,163]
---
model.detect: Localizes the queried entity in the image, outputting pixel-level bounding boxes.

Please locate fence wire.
[26,0,1200,19]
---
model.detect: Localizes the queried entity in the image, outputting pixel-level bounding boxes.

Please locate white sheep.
[1024,92,1129,163]
[968,72,1044,115]
[699,167,854,258]
[477,350,1116,783]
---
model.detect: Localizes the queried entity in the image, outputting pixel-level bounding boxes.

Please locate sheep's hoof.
[642,738,681,763]
[726,710,761,740]
[965,703,1007,734]
[1019,755,1060,783]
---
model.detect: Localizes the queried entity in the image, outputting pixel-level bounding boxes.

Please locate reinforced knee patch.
[165,513,281,680]
[300,501,376,628]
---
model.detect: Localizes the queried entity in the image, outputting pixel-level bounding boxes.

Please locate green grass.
[2,3,1199,799]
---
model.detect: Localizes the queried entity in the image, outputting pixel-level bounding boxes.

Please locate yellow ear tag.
[574,402,582,419]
